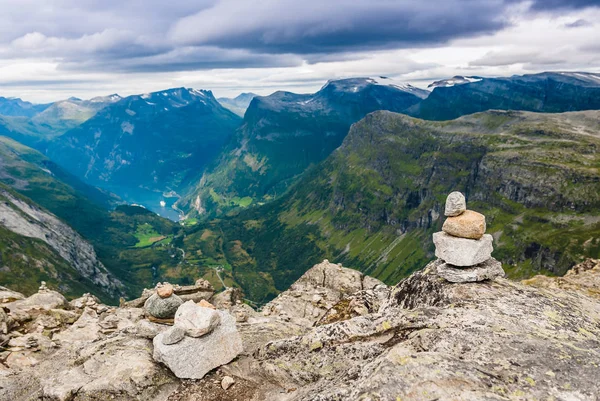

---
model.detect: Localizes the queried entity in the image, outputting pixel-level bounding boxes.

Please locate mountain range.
[179,77,429,216]
[46,88,241,216]
[0,71,598,303]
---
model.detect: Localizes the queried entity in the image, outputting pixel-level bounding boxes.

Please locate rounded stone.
[161,326,186,345]
[221,376,235,390]
[144,293,183,319]
[157,283,174,298]
[442,210,486,239]
[445,192,466,217]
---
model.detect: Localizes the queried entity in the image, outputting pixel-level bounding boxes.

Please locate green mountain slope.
[0,184,122,299]
[180,77,429,217]
[0,136,210,300]
[184,110,600,302]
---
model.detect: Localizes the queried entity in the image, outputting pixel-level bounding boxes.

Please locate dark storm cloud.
[527,0,600,10]
[170,0,512,54]
[0,0,598,74]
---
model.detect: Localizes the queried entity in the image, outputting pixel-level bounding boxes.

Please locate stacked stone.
[144,283,183,321]
[433,192,505,283]
[153,300,243,379]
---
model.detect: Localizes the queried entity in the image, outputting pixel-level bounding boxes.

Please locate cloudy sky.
[0,0,599,102]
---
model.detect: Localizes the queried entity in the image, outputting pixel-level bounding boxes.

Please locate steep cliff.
[0,185,123,298]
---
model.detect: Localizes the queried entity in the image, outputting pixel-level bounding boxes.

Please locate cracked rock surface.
[2,258,600,400]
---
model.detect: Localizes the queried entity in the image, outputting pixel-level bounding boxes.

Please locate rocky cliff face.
[0,187,123,298]
[1,258,599,400]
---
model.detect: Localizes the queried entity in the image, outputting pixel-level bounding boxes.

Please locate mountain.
[182,109,600,302]
[0,97,51,118]
[408,71,600,120]
[0,94,121,149]
[0,135,195,300]
[0,183,124,299]
[181,77,429,217]
[31,94,122,134]
[47,88,241,215]
[217,92,258,116]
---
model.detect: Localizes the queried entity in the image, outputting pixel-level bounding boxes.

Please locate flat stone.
[161,326,185,345]
[157,283,174,299]
[442,210,486,239]
[437,258,505,283]
[144,293,183,319]
[433,232,493,267]
[445,192,466,217]
[174,301,220,338]
[153,310,243,379]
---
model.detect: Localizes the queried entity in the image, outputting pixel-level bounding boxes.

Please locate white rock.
[433,232,493,267]
[174,301,221,338]
[221,376,235,390]
[437,258,505,283]
[162,326,185,345]
[153,310,243,379]
[445,192,466,217]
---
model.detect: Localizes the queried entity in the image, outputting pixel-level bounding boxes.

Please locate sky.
[0,0,599,103]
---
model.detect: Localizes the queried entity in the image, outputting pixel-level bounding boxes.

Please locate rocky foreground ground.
[1,258,599,401]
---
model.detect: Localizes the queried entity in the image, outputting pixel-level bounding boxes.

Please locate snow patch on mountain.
[428,76,483,89]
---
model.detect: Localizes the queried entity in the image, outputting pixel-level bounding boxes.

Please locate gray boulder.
[153,310,243,379]
[174,301,221,338]
[444,191,466,216]
[436,258,505,283]
[144,293,183,319]
[433,231,493,266]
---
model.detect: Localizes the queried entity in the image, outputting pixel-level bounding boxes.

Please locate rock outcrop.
[261,259,388,327]
[1,255,600,400]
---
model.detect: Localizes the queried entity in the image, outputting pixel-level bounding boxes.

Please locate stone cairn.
[144,283,183,322]
[152,299,243,379]
[433,191,505,283]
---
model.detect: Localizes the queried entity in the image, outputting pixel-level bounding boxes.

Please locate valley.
[0,72,598,306]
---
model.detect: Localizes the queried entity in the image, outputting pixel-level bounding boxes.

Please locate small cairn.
[144,282,183,322]
[433,192,505,283]
[153,300,243,379]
